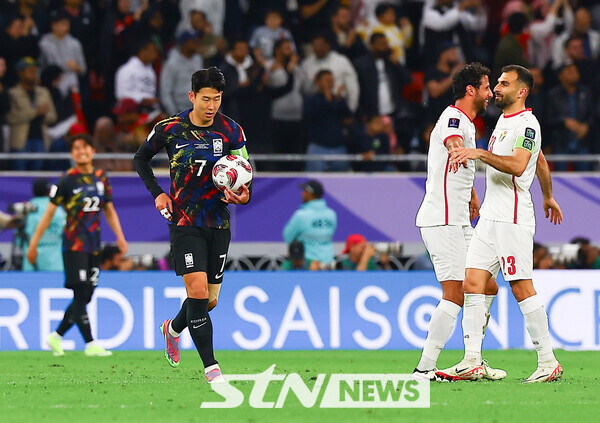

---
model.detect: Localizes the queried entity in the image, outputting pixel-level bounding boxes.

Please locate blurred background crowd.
[0,0,599,172]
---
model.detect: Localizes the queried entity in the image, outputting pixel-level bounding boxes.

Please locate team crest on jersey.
[525,127,536,139]
[448,118,460,128]
[498,130,508,143]
[96,181,104,195]
[213,138,223,155]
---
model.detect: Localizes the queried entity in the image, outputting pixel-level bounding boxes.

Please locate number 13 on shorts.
[501,256,516,276]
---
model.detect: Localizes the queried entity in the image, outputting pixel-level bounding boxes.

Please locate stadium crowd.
[1,0,599,172]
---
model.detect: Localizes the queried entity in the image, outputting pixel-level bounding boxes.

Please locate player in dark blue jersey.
[134,67,251,383]
[27,134,128,357]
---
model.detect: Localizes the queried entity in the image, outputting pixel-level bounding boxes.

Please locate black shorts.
[169,226,231,283]
[63,251,101,288]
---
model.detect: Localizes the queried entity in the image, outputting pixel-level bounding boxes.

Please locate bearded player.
[437,65,563,383]
[413,63,505,381]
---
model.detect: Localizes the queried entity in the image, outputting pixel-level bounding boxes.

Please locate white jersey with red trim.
[479,108,541,225]
[416,105,476,227]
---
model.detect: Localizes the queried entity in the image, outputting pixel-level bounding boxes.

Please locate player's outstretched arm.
[450,147,530,176]
[536,151,563,225]
[26,202,58,265]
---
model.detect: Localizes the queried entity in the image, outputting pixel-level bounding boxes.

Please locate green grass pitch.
[1,350,598,422]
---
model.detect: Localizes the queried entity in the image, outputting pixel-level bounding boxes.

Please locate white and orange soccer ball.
[212,155,253,193]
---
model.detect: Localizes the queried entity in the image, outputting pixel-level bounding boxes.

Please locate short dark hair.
[564,35,582,49]
[314,69,332,82]
[273,38,290,53]
[135,36,156,55]
[68,133,93,150]
[369,32,387,45]
[101,244,122,264]
[501,64,534,90]
[33,178,51,197]
[452,62,491,100]
[191,67,226,93]
[375,3,395,18]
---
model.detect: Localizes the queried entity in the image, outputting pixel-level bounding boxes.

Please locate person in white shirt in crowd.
[552,6,600,69]
[114,36,159,110]
[160,31,203,116]
[39,10,86,97]
[300,33,360,112]
[177,0,225,37]
[249,9,296,66]
[528,0,573,70]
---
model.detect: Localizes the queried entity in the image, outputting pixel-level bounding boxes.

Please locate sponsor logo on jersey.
[525,127,536,139]
[522,138,534,151]
[175,143,189,149]
[448,118,460,128]
[73,187,83,194]
[213,138,223,155]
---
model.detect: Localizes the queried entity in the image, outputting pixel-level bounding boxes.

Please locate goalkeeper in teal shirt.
[23,178,66,271]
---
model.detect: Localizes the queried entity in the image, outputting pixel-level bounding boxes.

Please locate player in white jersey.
[437,65,564,383]
[413,63,505,382]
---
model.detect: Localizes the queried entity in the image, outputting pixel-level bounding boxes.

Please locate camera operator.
[22,178,66,271]
[0,211,18,229]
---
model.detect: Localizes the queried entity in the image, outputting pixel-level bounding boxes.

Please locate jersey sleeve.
[230,122,249,159]
[513,121,540,154]
[145,119,170,153]
[439,112,466,146]
[102,171,113,203]
[49,175,70,206]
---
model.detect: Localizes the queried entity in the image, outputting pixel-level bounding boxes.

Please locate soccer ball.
[212,155,253,193]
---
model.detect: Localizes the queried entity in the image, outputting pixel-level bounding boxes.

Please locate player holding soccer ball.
[437,65,563,383]
[133,67,251,383]
[414,63,506,382]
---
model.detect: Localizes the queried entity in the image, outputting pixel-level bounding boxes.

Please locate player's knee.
[462,277,480,294]
[208,299,218,311]
[441,281,463,306]
[485,278,499,296]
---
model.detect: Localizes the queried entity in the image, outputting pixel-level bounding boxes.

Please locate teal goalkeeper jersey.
[23,196,66,271]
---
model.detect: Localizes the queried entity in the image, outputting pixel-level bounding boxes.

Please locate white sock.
[462,293,486,362]
[51,331,62,340]
[205,363,220,374]
[518,295,556,366]
[85,340,96,348]
[417,300,462,371]
[168,324,180,338]
[483,295,496,335]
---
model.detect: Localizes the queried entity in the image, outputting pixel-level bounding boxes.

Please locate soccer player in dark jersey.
[133,67,251,384]
[27,134,128,357]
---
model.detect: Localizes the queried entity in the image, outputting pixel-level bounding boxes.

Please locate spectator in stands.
[280,240,318,271]
[160,31,203,116]
[6,57,57,170]
[40,65,73,123]
[91,116,131,172]
[0,15,40,88]
[283,180,337,270]
[304,69,353,172]
[114,37,159,111]
[100,244,125,270]
[493,12,530,82]
[249,9,296,66]
[137,5,169,63]
[533,242,554,270]
[219,39,256,121]
[570,237,600,269]
[23,178,66,271]
[358,2,413,66]
[39,10,87,98]
[547,62,594,171]
[62,0,97,71]
[266,39,304,171]
[424,42,464,129]
[339,233,378,271]
[300,33,360,112]
[563,36,598,87]
[529,0,573,70]
[421,0,487,67]
[189,10,226,67]
[327,5,367,61]
[355,115,392,172]
[297,0,340,45]
[552,6,600,69]
[9,0,47,37]
[526,67,547,135]
[353,33,411,121]
[178,0,225,37]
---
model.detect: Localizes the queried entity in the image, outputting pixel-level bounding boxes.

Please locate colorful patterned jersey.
[50,167,112,254]
[145,110,247,228]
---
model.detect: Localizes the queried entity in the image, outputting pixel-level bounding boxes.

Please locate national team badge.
[213,138,223,155]
[96,181,104,195]
[498,130,508,143]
